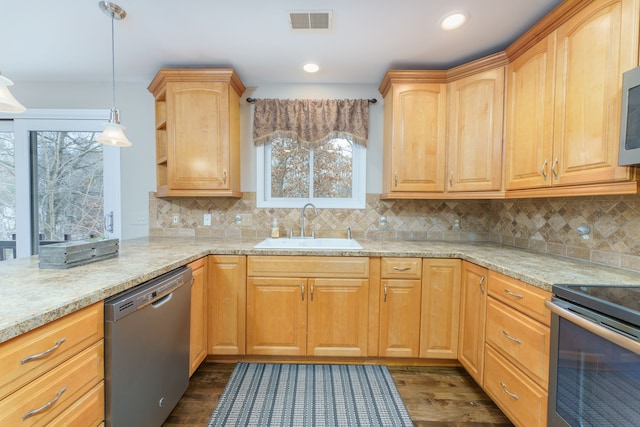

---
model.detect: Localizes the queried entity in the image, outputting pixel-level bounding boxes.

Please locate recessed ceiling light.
[303,63,320,73]
[439,10,469,30]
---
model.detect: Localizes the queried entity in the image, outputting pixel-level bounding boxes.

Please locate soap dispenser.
[270,218,280,238]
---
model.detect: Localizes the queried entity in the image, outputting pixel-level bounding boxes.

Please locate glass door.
[0,121,16,261]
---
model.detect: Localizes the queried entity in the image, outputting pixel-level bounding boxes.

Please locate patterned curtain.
[252,98,369,147]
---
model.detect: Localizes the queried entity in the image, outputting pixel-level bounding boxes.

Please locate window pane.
[36,131,104,242]
[314,138,353,198]
[271,138,310,198]
[0,131,15,261]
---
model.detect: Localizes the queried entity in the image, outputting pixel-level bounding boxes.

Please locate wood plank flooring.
[163,362,513,426]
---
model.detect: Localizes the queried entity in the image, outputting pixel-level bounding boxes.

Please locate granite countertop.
[1,236,639,344]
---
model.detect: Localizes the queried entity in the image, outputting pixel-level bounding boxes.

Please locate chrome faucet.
[300,203,318,238]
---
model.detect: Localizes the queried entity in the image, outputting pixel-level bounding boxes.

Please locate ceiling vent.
[289,11,332,30]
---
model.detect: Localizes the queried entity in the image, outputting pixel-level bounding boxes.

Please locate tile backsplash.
[149,192,640,273]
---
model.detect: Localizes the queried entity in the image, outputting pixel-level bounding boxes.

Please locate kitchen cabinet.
[505,0,640,197]
[483,271,551,427]
[246,256,369,357]
[147,68,246,197]
[0,302,104,425]
[378,258,422,358]
[207,255,246,356]
[458,261,488,385]
[187,257,207,376]
[379,71,448,197]
[420,259,461,359]
[447,66,505,194]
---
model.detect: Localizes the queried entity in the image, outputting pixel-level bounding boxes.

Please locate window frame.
[256,138,366,209]
[0,109,121,258]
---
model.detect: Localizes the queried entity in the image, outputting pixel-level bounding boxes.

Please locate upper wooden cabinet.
[379,71,448,196]
[505,0,640,196]
[147,69,246,197]
[447,65,505,194]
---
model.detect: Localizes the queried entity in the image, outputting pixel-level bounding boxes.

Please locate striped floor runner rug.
[207,363,414,426]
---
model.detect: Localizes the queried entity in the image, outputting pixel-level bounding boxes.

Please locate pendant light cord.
[110,14,116,109]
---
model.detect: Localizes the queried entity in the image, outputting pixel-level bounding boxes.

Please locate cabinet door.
[207,255,246,355]
[553,0,637,186]
[246,277,307,356]
[447,68,505,192]
[505,35,556,190]
[187,258,207,376]
[307,278,369,357]
[420,259,461,359]
[383,83,447,193]
[458,261,488,384]
[167,81,230,190]
[378,279,422,357]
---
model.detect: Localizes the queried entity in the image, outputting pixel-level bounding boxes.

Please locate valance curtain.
[252,98,369,148]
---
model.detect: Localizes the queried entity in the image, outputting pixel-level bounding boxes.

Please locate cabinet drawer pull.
[22,386,67,420]
[392,266,411,271]
[551,157,559,179]
[384,283,388,302]
[502,330,522,344]
[479,275,486,295]
[21,338,66,364]
[301,283,305,301]
[310,283,314,302]
[541,159,548,180]
[504,289,524,299]
[500,382,519,401]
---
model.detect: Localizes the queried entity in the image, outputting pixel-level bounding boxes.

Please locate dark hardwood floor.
[163,362,513,427]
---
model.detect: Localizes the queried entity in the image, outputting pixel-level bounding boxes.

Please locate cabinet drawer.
[486,297,549,389]
[488,271,551,325]
[484,345,547,427]
[0,340,104,426]
[0,302,104,400]
[248,256,369,278]
[48,382,104,427]
[381,258,422,279]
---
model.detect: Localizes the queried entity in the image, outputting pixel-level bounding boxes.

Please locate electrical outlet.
[203,213,212,226]
[172,214,180,225]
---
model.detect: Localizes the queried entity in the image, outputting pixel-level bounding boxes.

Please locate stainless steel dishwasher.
[104,267,192,427]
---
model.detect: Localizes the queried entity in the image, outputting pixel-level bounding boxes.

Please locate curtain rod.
[246,97,377,104]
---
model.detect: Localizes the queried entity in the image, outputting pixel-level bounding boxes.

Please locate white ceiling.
[2,0,563,87]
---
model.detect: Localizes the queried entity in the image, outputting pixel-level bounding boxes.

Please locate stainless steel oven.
[547,285,640,427]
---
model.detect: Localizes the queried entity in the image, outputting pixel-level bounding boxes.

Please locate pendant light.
[97,1,132,147]
[0,71,26,113]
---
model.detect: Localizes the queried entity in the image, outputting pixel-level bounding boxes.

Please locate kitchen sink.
[253,237,363,250]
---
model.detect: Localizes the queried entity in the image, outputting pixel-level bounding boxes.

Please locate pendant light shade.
[97,1,132,147]
[0,73,26,113]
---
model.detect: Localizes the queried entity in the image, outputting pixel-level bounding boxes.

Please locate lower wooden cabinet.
[458,261,488,384]
[207,255,247,356]
[246,256,370,357]
[420,259,461,359]
[187,257,208,376]
[378,278,422,357]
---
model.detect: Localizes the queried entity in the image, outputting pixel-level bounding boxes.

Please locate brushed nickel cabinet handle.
[541,159,548,180]
[310,282,314,302]
[21,338,66,364]
[394,171,398,188]
[392,266,411,271]
[223,170,227,185]
[479,275,486,295]
[502,330,522,345]
[449,171,454,187]
[504,289,524,299]
[22,387,67,420]
[500,382,519,401]
[551,158,559,179]
[383,283,388,302]
[301,283,305,301]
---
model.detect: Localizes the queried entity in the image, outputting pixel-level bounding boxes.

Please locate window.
[0,110,121,260]
[257,137,366,208]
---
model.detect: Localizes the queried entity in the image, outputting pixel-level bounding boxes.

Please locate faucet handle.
[289,228,294,238]
[347,227,352,240]
[311,229,316,239]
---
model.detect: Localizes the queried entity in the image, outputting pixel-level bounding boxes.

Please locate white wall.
[10,81,384,238]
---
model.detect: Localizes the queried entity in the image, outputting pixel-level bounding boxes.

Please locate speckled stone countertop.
[1,236,639,344]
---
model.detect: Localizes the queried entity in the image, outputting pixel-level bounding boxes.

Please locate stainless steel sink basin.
[253,237,363,250]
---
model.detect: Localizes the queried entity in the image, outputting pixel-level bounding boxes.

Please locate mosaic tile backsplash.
[149,192,640,273]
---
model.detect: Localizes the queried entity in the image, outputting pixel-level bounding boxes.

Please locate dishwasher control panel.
[104,267,192,322]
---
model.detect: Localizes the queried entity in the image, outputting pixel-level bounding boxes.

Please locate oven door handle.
[546,300,640,355]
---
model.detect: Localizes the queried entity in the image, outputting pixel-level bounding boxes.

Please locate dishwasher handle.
[138,279,191,310]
